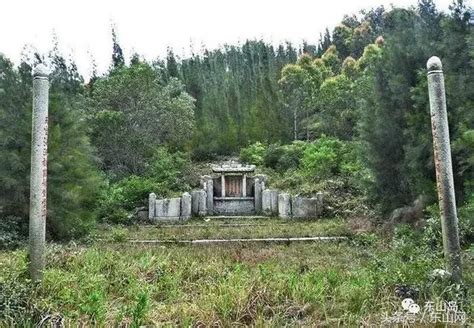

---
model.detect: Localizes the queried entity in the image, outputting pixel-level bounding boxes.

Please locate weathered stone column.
[181,192,192,220]
[197,190,207,216]
[254,178,263,214]
[316,192,324,216]
[427,56,462,281]
[148,193,156,220]
[242,174,247,197]
[191,190,208,216]
[191,190,200,216]
[29,64,49,282]
[221,174,226,197]
[204,176,214,215]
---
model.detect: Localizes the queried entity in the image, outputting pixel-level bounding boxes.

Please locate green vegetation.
[240,139,370,218]
[86,61,195,179]
[278,1,473,213]
[0,49,102,240]
[98,148,193,224]
[1,1,472,237]
[1,218,472,326]
[95,218,351,241]
[0,1,473,326]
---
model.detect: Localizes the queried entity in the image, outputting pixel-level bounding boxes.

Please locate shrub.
[302,136,346,178]
[301,136,364,182]
[80,290,106,324]
[111,227,128,242]
[277,142,308,171]
[423,195,474,249]
[0,252,36,322]
[263,144,285,169]
[146,147,191,192]
[263,141,307,172]
[98,147,191,223]
[258,139,370,217]
[131,293,150,327]
[0,216,25,250]
[240,142,267,166]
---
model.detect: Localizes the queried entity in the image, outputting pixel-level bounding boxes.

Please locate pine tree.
[0,51,102,239]
[111,26,125,69]
[166,48,179,79]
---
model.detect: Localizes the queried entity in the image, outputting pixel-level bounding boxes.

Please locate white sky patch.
[0,0,456,79]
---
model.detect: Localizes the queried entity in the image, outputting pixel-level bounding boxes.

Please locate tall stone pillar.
[181,192,192,220]
[204,175,214,215]
[221,175,226,197]
[148,193,156,220]
[191,189,207,216]
[254,178,263,214]
[198,190,207,216]
[427,56,462,281]
[29,64,49,282]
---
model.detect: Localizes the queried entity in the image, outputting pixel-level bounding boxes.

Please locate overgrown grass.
[95,217,351,241]
[1,219,472,326]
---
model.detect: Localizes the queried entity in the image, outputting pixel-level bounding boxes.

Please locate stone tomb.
[148,161,324,221]
[211,163,256,215]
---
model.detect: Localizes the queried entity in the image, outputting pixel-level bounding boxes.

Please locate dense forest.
[0,0,473,243]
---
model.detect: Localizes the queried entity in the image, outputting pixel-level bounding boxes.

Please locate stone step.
[145,222,290,228]
[126,236,348,244]
[209,215,268,220]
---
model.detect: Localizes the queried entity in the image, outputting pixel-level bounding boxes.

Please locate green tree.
[111,26,125,69]
[87,60,195,179]
[0,51,102,240]
[166,48,179,79]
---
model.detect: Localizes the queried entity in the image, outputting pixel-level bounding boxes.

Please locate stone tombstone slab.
[181,192,192,220]
[155,197,181,220]
[278,193,291,218]
[167,198,182,218]
[154,199,166,218]
[262,189,279,216]
[214,199,255,215]
[292,193,323,218]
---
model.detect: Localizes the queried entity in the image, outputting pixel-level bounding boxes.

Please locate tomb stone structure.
[148,161,324,221]
[211,162,256,215]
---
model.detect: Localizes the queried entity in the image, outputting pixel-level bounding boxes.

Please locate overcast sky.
[0,0,457,79]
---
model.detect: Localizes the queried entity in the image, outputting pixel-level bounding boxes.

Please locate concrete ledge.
[214,197,255,201]
[210,215,267,220]
[153,216,181,221]
[151,222,289,228]
[128,236,348,244]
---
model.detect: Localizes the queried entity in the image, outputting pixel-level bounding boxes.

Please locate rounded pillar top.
[33,64,49,78]
[427,56,442,72]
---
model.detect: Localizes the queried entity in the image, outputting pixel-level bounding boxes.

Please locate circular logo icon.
[408,303,420,314]
[402,298,414,310]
